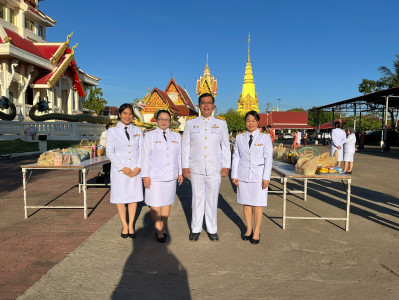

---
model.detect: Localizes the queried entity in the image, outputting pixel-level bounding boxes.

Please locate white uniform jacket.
[231,129,273,182]
[343,133,356,154]
[141,127,182,181]
[331,128,346,149]
[106,122,142,174]
[182,116,231,176]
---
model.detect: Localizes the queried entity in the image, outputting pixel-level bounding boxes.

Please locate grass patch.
[0,139,82,155]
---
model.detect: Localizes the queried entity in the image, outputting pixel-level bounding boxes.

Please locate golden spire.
[203,53,211,77]
[237,33,259,114]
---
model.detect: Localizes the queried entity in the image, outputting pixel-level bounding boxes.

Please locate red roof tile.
[4,28,47,58]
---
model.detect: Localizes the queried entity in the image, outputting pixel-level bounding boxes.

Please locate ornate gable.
[143,90,166,114]
[165,82,184,105]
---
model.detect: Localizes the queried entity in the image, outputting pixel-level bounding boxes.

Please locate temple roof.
[1,27,98,96]
[165,77,197,111]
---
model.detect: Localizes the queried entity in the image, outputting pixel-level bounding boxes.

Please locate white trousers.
[190,173,221,234]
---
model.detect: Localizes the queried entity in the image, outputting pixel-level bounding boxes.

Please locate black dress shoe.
[189,232,200,241]
[121,230,128,239]
[242,230,253,241]
[155,233,166,243]
[128,232,136,239]
[250,234,260,244]
[208,233,219,241]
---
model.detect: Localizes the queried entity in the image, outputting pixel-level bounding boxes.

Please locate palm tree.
[378,54,399,88]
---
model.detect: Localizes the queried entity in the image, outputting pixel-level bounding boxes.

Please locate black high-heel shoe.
[155,233,166,243]
[163,232,168,239]
[250,234,260,244]
[128,232,136,239]
[121,229,128,239]
[242,230,253,241]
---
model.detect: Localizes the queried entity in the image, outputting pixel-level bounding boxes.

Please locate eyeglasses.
[200,102,214,106]
[158,118,171,122]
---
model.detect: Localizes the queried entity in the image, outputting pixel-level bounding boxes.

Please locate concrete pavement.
[1,146,399,299]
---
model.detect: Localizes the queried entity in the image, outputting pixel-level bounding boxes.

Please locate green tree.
[307,107,332,127]
[358,54,399,130]
[219,108,246,134]
[343,114,381,131]
[83,86,108,115]
[287,108,306,112]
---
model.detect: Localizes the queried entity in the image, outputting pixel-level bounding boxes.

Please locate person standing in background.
[331,122,346,168]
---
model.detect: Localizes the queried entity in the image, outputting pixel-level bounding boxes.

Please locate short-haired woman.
[106,103,143,239]
[142,110,183,243]
[231,111,273,244]
[343,126,357,174]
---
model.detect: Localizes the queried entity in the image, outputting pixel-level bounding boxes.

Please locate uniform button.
[205,146,207,149]
[249,167,251,169]
[129,151,131,154]
[128,145,131,147]
[167,147,169,150]
[129,158,131,160]
[249,153,251,155]
[167,163,170,166]
[205,155,207,158]
[167,155,169,158]
[249,160,251,162]
[205,137,207,140]
[205,129,208,131]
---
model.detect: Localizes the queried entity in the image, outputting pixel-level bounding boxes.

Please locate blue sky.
[40,0,399,113]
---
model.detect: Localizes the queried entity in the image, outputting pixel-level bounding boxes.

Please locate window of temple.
[9,8,15,24]
[0,3,5,19]
[25,18,34,31]
[38,25,43,37]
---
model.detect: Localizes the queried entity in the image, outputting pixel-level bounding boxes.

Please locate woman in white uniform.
[343,126,357,174]
[142,110,183,243]
[231,111,273,244]
[106,104,143,239]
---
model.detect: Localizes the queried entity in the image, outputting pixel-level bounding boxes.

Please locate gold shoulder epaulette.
[171,128,179,133]
[237,131,245,135]
[186,116,196,121]
[146,127,156,132]
[215,115,225,120]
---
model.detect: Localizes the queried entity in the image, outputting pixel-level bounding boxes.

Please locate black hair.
[156,109,171,120]
[118,103,133,120]
[198,93,215,104]
[267,125,272,128]
[335,121,341,128]
[245,110,260,122]
[105,122,113,129]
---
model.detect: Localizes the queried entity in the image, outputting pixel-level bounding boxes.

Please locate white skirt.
[110,172,143,204]
[237,182,268,207]
[145,180,176,207]
[344,152,355,162]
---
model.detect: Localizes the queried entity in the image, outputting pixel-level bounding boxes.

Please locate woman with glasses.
[106,103,143,239]
[142,110,183,243]
[231,111,273,244]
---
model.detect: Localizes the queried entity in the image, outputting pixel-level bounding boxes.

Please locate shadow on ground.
[112,212,191,300]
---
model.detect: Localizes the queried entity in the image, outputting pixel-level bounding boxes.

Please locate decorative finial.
[206,53,208,66]
[71,43,78,55]
[66,32,74,44]
[248,32,251,62]
[171,72,173,79]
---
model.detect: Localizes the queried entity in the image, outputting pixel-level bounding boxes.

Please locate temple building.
[0,0,99,121]
[142,77,198,130]
[196,56,217,97]
[237,34,259,115]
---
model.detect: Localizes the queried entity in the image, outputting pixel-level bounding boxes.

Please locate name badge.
[133,134,140,137]
[172,141,178,144]
[255,144,263,146]
[212,124,220,128]
[155,141,162,144]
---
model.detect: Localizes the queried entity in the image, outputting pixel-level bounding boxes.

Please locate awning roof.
[310,87,399,112]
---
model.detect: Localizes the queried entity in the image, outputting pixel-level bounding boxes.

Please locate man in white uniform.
[182,93,231,241]
[331,121,346,168]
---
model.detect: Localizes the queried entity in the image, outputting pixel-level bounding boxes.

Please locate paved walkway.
[1,146,399,299]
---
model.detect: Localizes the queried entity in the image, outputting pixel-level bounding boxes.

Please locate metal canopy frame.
[309,87,399,148]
